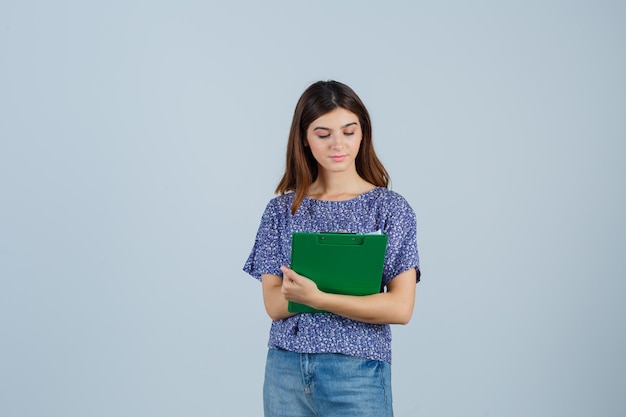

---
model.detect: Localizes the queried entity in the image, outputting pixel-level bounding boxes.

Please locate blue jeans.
[263,348,393,417]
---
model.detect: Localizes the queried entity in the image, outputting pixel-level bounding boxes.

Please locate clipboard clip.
[317,233,364,245]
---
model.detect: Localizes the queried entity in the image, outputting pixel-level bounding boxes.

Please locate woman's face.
[305,107,363,175]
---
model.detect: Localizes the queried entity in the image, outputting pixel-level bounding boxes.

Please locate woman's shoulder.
[261,192,295,214]
[375,187,413,206]
[373,188,416,218]
[271,192,296,205]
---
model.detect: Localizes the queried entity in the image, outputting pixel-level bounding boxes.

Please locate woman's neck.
[307,171,375,201]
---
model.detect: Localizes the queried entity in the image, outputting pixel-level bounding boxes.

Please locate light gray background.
[1,1,624,416]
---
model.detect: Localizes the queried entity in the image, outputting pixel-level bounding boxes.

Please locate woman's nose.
[330,135,343,149]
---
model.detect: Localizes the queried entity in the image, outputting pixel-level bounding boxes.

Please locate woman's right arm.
[261,274,296,321]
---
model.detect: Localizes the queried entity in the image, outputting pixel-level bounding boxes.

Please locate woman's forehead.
[309,108,359,129]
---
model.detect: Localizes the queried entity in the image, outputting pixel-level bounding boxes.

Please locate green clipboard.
[288,232,388,313]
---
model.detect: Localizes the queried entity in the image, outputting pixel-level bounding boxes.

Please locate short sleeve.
[243,199,288,281]
[381,194,420,285]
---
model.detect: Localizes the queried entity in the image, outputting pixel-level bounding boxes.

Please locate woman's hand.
[260,267,322,321]
[279,265,322,308]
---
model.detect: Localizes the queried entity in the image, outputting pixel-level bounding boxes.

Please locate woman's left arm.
[280,265,417,325]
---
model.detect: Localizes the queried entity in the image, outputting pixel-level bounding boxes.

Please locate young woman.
[243,80,420,417]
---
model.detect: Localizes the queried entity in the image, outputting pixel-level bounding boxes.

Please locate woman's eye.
[344,132,355,136]
[317,134,331,139]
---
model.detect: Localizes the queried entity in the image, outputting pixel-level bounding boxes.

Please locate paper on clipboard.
[288,232,388,313]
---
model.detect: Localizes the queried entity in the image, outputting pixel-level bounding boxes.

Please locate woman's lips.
[330,155,346,162]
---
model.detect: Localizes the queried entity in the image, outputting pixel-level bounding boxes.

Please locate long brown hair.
[276,80,390,215]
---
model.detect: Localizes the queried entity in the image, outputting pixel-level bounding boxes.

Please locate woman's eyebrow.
[312,122,358,131]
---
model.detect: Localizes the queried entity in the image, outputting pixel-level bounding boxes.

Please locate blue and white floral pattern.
[243,187,419,362]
